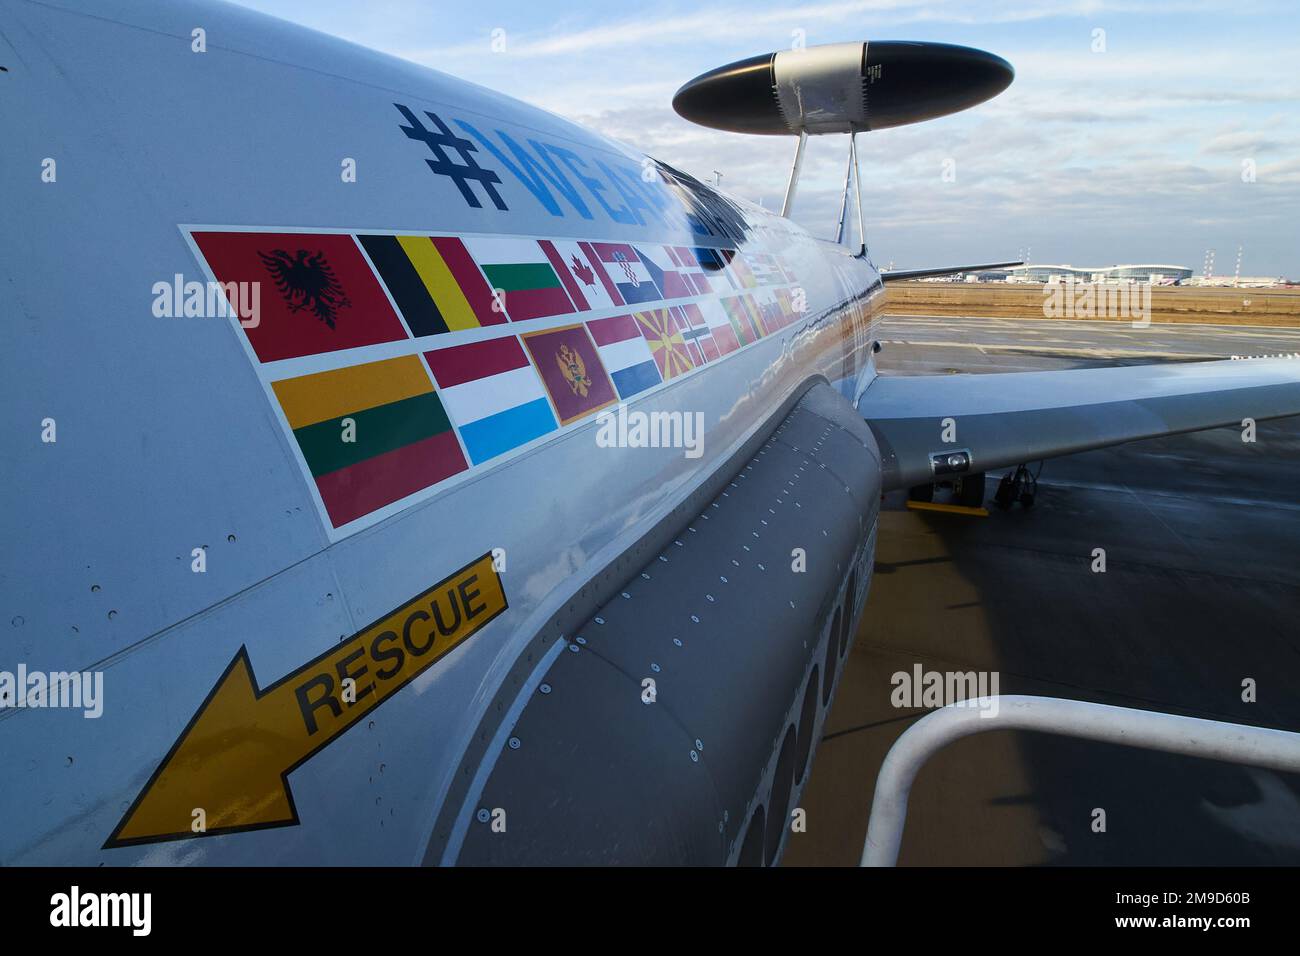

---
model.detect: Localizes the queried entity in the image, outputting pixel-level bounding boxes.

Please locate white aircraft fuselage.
[1,0,882,864]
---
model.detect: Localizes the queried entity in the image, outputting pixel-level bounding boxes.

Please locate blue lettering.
[546,145,636,225]
[455,121,592,219]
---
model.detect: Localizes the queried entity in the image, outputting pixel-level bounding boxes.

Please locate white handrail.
[861,694,1300,866]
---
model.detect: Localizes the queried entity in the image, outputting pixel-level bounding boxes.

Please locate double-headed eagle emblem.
[258,248,351,329]
[556,344,592,398]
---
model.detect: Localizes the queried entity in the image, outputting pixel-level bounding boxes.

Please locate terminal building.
[984,264,1196,284]
[939,264,1291,287]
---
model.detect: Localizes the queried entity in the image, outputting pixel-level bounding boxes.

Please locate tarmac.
[784,315,1300,866]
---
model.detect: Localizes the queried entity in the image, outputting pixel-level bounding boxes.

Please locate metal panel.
[454,384,881,864]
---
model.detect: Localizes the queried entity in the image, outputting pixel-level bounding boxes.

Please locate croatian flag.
[587,241,662,305]
[424,336,556,465]
[586,313,662,399]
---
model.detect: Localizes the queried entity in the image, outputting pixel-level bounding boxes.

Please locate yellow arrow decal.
[105,552,507,848]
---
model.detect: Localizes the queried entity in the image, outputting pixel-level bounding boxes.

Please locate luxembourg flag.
[587,241,662,305]
[424,336,557,465]
[586,313,662,399]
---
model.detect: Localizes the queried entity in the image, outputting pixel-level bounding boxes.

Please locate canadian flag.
[539,239,621,312]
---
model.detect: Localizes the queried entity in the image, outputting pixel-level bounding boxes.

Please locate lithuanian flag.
[271,355,467,527]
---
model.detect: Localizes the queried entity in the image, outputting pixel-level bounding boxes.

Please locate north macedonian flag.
[270,355,467,527]
[522,323,619,425]
[634,308,695,381]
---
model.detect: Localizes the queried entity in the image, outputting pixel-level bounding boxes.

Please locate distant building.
[998,264,1195,284]
[1186,274,1287,288]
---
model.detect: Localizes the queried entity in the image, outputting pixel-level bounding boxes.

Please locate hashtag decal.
[395,104,508,211]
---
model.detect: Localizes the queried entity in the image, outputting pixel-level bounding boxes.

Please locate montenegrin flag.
[521,323,619,425]
[270,355,467,527]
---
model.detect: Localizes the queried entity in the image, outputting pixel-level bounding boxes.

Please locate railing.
[861,694,1300,866]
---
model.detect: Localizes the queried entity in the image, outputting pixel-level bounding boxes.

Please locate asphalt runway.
[784,315,1300,866]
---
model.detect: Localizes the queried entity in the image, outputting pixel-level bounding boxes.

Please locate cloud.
[231,0,1300,276]
[1201,132,1287,155]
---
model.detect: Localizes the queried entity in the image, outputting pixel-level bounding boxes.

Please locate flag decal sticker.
[186,224,805,539]
[425,336,557,464]
[359,234,505,335]
[521,324,618,425]
[587,313,662,399]
[192,231,408,362]
[463,236,576,322]
[271,356,467,528]
[635,308,696,381]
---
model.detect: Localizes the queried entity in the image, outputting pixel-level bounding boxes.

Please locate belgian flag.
[359,235,506,337]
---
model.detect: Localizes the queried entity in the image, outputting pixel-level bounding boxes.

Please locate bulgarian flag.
[462,236,576,322]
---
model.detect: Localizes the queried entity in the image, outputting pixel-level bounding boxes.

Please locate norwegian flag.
[693,298,741,356]
[675,302,719,364]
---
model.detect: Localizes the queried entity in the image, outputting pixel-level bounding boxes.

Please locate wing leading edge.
[880,261,1023,282]
[859,358,1300,491]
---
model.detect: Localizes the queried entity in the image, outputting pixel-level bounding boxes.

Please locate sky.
[230,0,1298,277]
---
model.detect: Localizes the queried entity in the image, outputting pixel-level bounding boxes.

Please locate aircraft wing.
[859,357,1300,490]
[880,261,1023,282]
